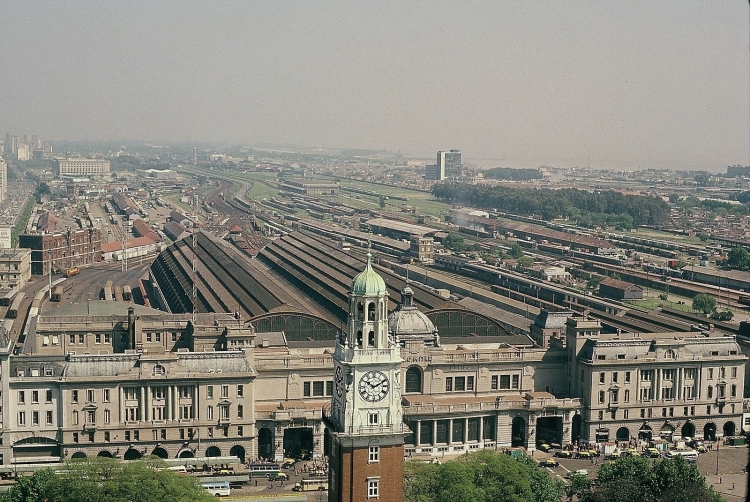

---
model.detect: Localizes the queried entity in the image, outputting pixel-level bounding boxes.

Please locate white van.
[665,450,698,463]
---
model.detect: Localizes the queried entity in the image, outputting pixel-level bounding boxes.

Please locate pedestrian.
[732,483,735,490]
[719,477,722,484]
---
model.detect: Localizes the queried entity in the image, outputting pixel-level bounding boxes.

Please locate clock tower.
[326,251,405,502]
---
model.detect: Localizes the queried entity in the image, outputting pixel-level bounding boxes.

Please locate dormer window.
[153,364,166,376]
[665,349,676,359]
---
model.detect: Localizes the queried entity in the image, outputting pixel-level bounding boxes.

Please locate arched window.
[153,364,165,376]
[357,331,363,348]
[368,302,376,321]
[665,349,676,359]
[368,331,375,347]
[357,302,364,320]
[405,367,422,394]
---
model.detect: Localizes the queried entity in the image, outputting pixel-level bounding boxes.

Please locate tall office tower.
[10,136,18,156]
[0,158,7,203]
[424,162,444,180]
[192,147,197,163]
[22,135,30,147]
[4,134,10,156]
[437,149,463,179]
[31,134,40,149]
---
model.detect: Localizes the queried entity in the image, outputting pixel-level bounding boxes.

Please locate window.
[624,389,630,402]
[153,365,165,376]
[18,411,25,426]
[611,390,619,403]
[104,409,110,424]
[207,386,213,399]
[87,410,96,424]
[326,381,334,396]
[708,387,713,399]
[598,411,603,420]
[367,479,379,498]
[732,367,738,378]
[73,411,79,425]
[445,378,453,392]
[95,334,101,344]
[32,411,39,426]
[125,388,137,400]
[598,391,605,403]
[31,391,38,404]
[180,405,192,419]
[18,391,24,404]
[313,381,324,397]
[612,372,618,383]
[134,430,139,441]
[155,333,161,342]
[221,385,229,398]
[491,375,498,390]
[44,368,53,377]
[78,334,84,344]
[369,446,380,463]
[500,375,510,389]
[623,410,629,419]
[179,386,192,399]
[87,390,95,402]
[467,376,475,391]
[73,432,78,443]
[454,377,466,392]
[103,389,110,402]
[146,333,152,342]
[238,426,243,436]
[69,334,75,345]
[237,385,244,397]
[46,410,53,425]
[207,406,213,420]
[731,384,737,397]
[72,390,78,403]
[368,413,379,425]
[720,367,726,379]
[512,375,519,389]
[599,372,605,384]
[161,429,167,440]
[303,382,311,397]
[625,372,631,383]
[237,404,243,419]
[708,368,714,380]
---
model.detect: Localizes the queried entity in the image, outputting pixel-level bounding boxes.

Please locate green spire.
[350,250,387,296]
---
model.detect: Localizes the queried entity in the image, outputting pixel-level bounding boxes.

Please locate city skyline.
[0,1,748,171]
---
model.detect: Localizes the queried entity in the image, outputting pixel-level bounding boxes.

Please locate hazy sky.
[1,1,748,171]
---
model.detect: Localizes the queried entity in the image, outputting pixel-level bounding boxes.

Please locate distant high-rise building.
[0,158,6,203]
[10,136,18,156]
[192,147,197,164]
[4,133,10,156]
[437,149,462,179]
[31,133,40,149]
[424,163,444,180]
[16,144,30,161]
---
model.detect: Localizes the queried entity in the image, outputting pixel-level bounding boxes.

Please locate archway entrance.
[638,424,652,442]
[283,427,313,459]
[511,417,526,448]
[123,449,142,461]
[659,424,674,441]
[616,427,630,442]
[536,416,562,446]
[681,422,695,440]
[205,446,221,458]
[97,451,113,458]
[230,445,246,464]
[178,450,195,459]
[151,447,168,459]
[71,452,87,459]
[571,414,582,443]
[258,427,274,459]
[704,423,717,441]
[405,367,423,394]
[723,421,736,437]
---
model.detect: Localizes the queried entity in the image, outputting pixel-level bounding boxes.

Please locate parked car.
[643,448,661,458]
[538,444,553,452]
[270,473,289,482]
[538,459,559,468]
[566,469,589,479]
[554,450,572,458]
[576,450,594,459]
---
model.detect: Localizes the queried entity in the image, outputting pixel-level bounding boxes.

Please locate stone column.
[166,386,172,421]
[432,420,437,446]
[139,387,145,422]
[448,419,453,445]
[173,385,178,420]
[415,421,421,447]
[464,418,469,443]
[119,387,125,423]
[479,416,484,442]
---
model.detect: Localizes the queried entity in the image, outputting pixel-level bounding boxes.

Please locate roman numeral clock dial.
[358,370,390,402]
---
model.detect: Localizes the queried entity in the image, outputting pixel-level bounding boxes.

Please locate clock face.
[358,370,390,402]
[335,366,344,397]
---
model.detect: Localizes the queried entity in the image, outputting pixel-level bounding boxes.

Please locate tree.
[692,293,717,315]
[379,196,386,209]
[443,233,467,253]
[3,457,216,502]
[726,247,750,270]
[404,450,564,502]
[509,242,524,259]
[575,455,722,502]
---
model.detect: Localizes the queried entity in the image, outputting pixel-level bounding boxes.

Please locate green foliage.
[109,155,141,172]
[431,183,669,229]
[11,197,35,247]
[578,455,723,502]
[404,450,564,502]
[694,173,710,186]
[483,167,543,181]
[509,242,524,259]
[3,457,215,502]
[517,256,533,267]
[699,233,710,242]
[726,247,750,270]
[692,293,717,315]
[443,233,467,253]
[710,310,733,321]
